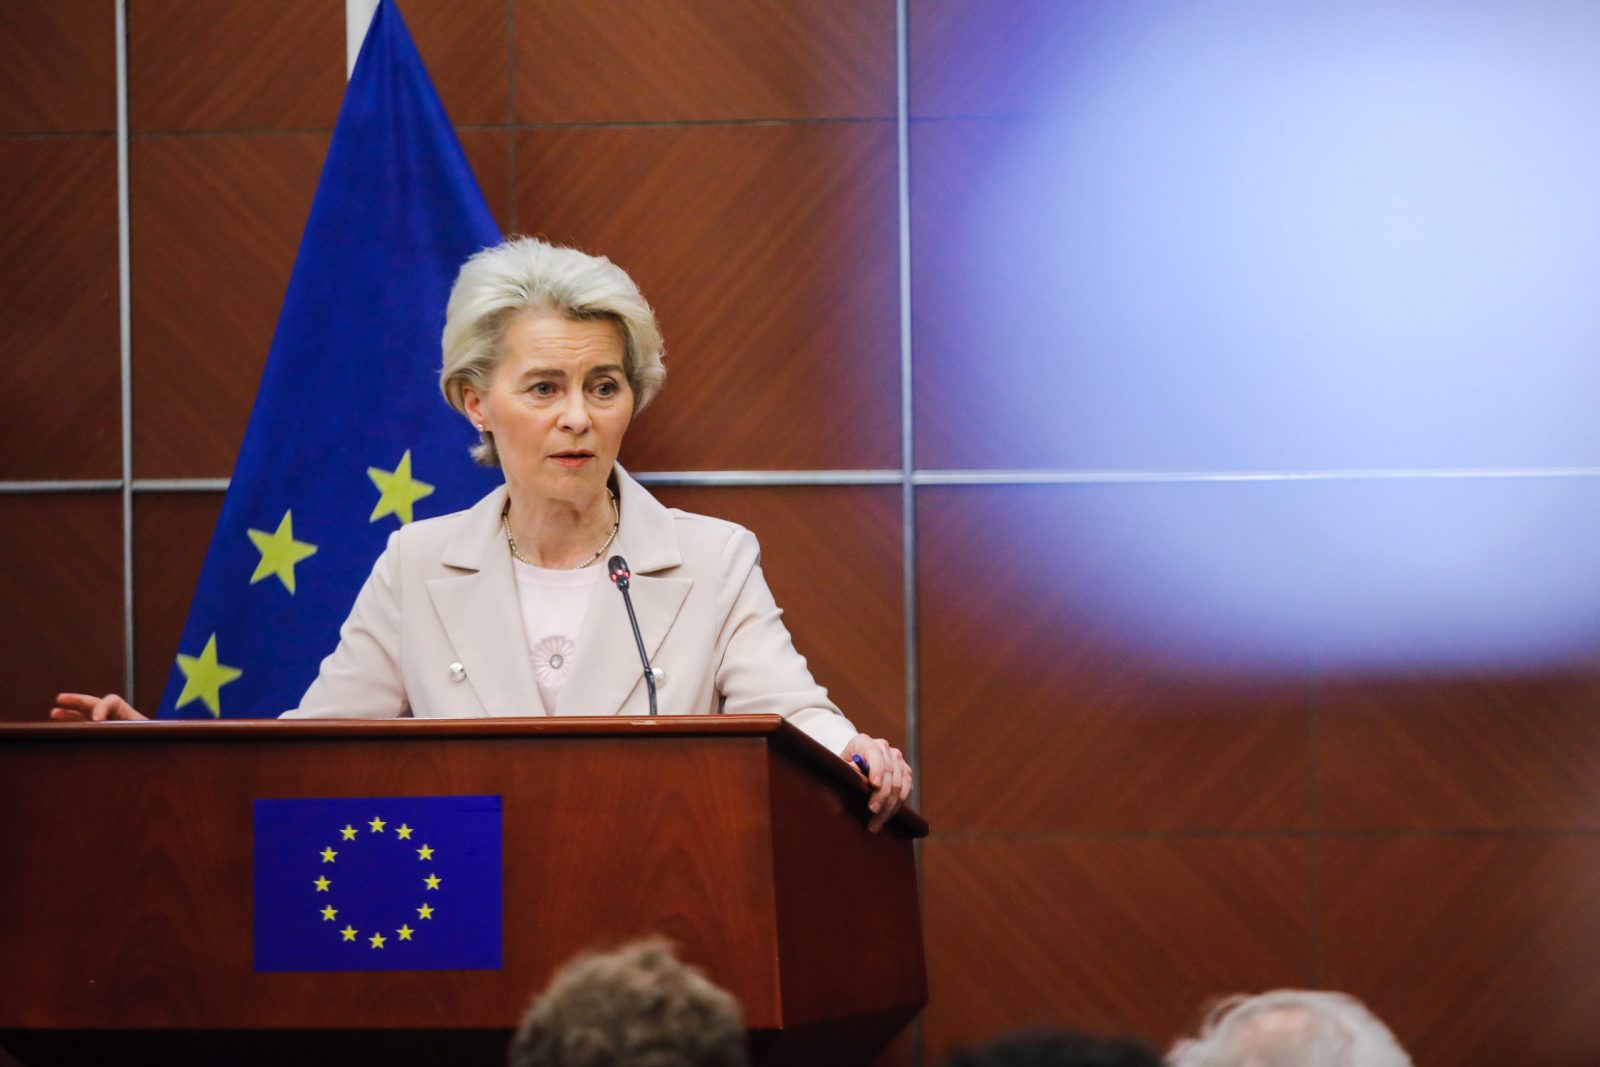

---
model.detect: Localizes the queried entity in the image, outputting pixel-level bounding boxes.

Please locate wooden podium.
[0,715,926,1066]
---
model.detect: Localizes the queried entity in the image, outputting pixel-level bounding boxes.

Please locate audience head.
[941,1028,1165,1067]
[508,938,747,1067]
[1167,989,1412,1067]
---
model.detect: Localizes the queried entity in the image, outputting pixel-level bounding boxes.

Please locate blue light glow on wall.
[923,2,1600,671]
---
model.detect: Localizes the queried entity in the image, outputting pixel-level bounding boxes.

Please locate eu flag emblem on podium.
[253,795,503,972]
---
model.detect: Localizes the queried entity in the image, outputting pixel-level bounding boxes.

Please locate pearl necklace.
[503,488,619,570]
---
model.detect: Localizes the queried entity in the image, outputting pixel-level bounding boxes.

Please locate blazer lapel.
[425,486,547,716]
[556,466,691,715]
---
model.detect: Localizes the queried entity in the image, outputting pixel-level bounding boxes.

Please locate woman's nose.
[557,396,592,432]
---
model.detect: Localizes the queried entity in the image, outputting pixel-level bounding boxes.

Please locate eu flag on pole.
[156,0,502,718]
[254,794,503,972]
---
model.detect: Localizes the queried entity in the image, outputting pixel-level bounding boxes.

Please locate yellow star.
[314,876,331,892]
[416,844,434,860]
[341,925,358,942]
[417,903,434,920]
[424,874,441,890]
[368,449,434,525]
[340,824,358,841]
[368,816,386,833]
[397,925,414,941]
[321,905,337,921]
[369,932,386,949]
[395,824,413,840]
[245,510,318,593]
[173,634,243,717]
[320,847,337,863]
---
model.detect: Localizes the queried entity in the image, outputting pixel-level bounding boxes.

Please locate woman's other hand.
[49,693,147,722]
[842,733,913,833]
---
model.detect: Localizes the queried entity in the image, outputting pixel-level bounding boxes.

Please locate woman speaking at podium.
[53,238,912,832]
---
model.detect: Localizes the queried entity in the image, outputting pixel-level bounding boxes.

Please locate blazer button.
[449,662,467,683]
[650,667,666,688]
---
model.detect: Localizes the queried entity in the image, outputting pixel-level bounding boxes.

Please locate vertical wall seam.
[506,0,516,234]
[895,2,923,1065]
[116,0,135,701]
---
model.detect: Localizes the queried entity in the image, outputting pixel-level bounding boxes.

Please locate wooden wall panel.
[397,0,512,128]
[1320,672,1600,832]
[1324,836,1600,1065]
[131,492,224,711]
[650,485,905,745]
[129,132,327,478]
[0,137,121,481]
[515,123,900,472]
[513,0,895,123]
[918,485,1313,832]
[0,0,115,133]
[922,837,1315,1061]
[0,494,123,722]
[128,0,344,132]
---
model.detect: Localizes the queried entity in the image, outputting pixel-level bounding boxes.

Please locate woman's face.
[462,310,634,509]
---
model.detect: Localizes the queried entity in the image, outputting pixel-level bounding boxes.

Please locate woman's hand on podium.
[50,693,149,721]
[842,733,913,833]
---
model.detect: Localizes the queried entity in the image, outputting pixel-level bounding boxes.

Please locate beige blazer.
[282,467,859,754]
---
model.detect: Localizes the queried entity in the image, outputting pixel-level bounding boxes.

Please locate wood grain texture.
[1324,835,1600,1066]
[922,836,1314,1061]
[132,493,225,711]
[0,494,123,722]
[0,137,121,480]
[128,0,343,132]
[514,0,895,123]
[130,132,327,478]
[650,485,906,745]
[514,123,900,471]
[1319,671,1600,831]
[917,484,1313,832]
[0,0,116,133]
[397,0,512,128]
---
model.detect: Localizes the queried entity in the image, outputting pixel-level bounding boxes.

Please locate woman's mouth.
[549,451,594,468]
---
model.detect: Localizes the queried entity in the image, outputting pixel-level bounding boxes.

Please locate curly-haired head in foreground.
[508,938,748,1067]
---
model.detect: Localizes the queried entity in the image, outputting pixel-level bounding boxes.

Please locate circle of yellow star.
[369,932,386,949]
[314,876,331,892]
[368,449,434,525]
[423,874,441,890]
[416,844,434,860]
[395,824,413,840]
[341,925,358,942]
[368,816,386,833]
[321,905,337,921]
[397,925,414,941]
[174,633,243,717]
[417,903,434,920]
[246,510,318,594]
[340,825,358,841]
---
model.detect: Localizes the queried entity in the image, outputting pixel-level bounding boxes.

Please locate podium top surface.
[1,713,928,836]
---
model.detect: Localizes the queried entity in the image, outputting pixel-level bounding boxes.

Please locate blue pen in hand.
[851,753,871,778]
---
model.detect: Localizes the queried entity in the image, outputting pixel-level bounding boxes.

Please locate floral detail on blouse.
[532,634,575,691]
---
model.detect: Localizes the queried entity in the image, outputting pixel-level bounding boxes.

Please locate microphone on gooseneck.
[607,555,658,716]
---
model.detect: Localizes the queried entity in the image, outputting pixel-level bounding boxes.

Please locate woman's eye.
[594,381,618,398]
[529,382,555,396]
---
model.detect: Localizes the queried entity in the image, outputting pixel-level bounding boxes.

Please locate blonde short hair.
[440,237,666,466]
[508,938,748,1067]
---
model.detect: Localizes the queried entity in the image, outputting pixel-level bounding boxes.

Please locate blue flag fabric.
[253,794,503,972]
[157,0,502,718]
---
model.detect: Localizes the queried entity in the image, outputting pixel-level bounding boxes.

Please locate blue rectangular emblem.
[253,794,502,972]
